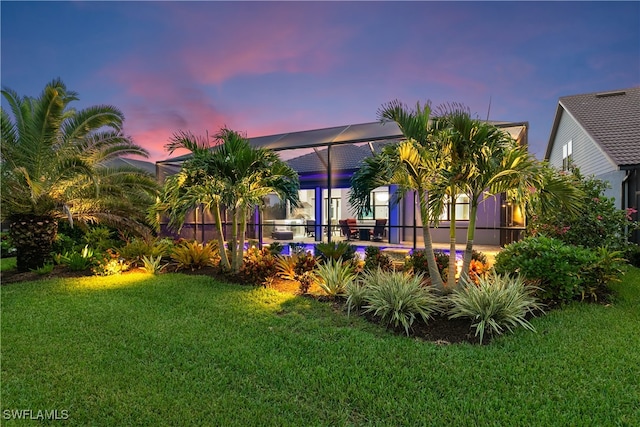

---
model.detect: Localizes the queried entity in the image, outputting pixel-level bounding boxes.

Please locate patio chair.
[372,219,387,241]
[305,219,315,237]
[339,219,358,240]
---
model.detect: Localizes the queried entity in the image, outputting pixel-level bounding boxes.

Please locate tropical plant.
[56,245,95,271]
[427,106,583,286]
[315,258,357,298]
[345,278,371,316]
[32,262,55,275]
[528,168,639,252]
[363,271,442,335]
[1,79,158,271]
[494,236,625,304]
[363,246,393,272]
[350,100,445,288]
[151,128,300,274]
[447,272,543,344]
[141,255,165,275]
[83,226,117,252]
[238,246,278,285]
[170,240,218,271]
[314,241,357,264]
[119,236,174,266]
[92,249,129,276]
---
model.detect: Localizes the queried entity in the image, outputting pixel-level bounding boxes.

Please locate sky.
[2,1,639,163]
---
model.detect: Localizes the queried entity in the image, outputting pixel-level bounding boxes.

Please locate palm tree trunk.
[418,192,444,289]
[213,203,230,272]
[9,215,58,272]
[460,202,479,284]
[447,193,457,289]
[234,207,248,273]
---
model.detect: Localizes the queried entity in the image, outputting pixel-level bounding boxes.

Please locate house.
[156,120,529,248]
[545,87,639,242]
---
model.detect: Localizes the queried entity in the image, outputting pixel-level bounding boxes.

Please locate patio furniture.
[271,230,294,240]
[305,220,315,237]
[338,219,358,240]
[372,219,387,241]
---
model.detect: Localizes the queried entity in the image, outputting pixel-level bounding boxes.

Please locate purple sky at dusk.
[2,1,639,162]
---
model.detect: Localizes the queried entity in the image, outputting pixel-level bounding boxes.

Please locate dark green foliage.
[55,245,95,271]
[624,243,640,268]
[0,232,16,258]
[83,226,117,252]
[528,169,639,251]
[405,249,448,280]
[494,236,626,304]
[267,241,284,255]
[314,241,356,264]
[363,246,393,272]
[119,236,175,266]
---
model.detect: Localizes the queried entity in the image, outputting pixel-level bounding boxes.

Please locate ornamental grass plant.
[448,272,543,344]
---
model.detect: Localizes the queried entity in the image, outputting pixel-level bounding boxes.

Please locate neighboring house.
[156,120,529,248]
[545,87,639,243]
[104,157,157,176]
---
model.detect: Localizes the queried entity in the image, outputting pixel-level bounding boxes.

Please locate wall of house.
[548,111,617,177]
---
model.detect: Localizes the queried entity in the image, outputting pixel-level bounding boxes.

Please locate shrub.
[447,272,543,344]
[83,226,117,252]
[406,249,488,283]
[345,279,371,316]
[0,232,16,258]
[363,246,393,272]
[528,168,639,251]
[624,243,640,268]
[120,237,174,266]
[31,262,54,275]
[170,240,218,271]
[363,271,442,335]
[92,249,130,276]
[141,255,165,275]
[314,241,357,264]
[315,258,357,298]
[274,251,319,293]
[56,245,95,271]
[494,236,625,304]
[239,247,278,285]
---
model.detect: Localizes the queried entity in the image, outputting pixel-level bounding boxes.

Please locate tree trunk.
[9,215,58,272]
[417,192,444,289]
[212,203,230,272]
[460,202,479,285]
[447,193,457,289]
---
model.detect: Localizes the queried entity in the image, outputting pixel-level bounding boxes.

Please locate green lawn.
[2,268,639,426]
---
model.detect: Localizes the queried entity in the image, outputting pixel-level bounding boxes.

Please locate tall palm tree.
[153,128,300,274]
[430,112,584,284]
[1,79,157,271]
[350,100,446,289]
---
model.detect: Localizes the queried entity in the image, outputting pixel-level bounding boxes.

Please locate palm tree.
[429,111,584,284]
[153,128,300,274]
[1,79,157,271]
[350,100,446,289]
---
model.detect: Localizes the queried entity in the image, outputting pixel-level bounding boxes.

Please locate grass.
[1,268,639,426]
[0,256,17,272]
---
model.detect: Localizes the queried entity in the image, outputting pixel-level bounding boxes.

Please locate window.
[562,140,573,170]
[360,190,389,219]
[439,194,470,221]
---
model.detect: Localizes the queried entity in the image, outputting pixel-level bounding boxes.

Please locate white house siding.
[549,110,617,177]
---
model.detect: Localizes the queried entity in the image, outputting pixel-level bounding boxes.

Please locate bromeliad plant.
[170,240,219,271]
[447,272,543,344]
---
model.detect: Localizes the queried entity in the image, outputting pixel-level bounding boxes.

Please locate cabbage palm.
[153,128,300,274]
[1,79,157,271]
[350,100,445,289]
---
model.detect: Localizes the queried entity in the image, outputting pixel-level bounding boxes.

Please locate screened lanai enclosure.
[155,120,529,251]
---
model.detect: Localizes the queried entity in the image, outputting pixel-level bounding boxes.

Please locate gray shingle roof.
[556,87,640,167]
